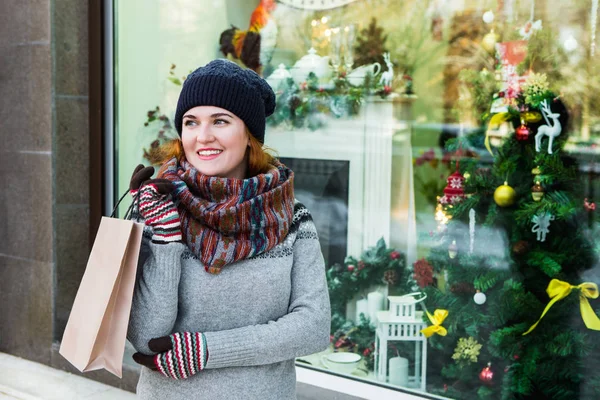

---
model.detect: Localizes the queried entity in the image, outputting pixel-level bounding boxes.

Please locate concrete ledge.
[0,353,135,400]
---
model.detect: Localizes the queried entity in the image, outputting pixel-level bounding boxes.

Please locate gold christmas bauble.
[494,181,516,207]
[481,30,499,54]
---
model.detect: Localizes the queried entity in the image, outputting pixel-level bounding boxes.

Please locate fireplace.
[266,96,417,269]
[280,157,350,266]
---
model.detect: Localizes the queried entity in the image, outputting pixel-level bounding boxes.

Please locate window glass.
[114,0,600,398]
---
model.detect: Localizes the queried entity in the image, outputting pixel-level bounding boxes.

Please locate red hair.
[145,129,278,177]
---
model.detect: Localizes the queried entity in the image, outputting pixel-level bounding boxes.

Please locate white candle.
[355,299,369,323]
[389,356,409,386]
[367,291,384,323]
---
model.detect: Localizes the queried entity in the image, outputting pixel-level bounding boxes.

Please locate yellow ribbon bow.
[485,111,542,156]
[421,309,449,338]
[523,279,600,335]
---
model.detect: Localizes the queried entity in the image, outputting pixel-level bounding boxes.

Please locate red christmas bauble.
[439,171,465,204]
[347,264,355,272]
[515,124,531,141]
[479,363,494,385]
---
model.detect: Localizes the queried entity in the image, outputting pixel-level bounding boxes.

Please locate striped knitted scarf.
[158,157,295,274]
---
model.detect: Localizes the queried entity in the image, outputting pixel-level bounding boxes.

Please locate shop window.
[113,0,600,398]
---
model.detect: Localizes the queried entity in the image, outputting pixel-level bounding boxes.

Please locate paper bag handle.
[110,189,140,221]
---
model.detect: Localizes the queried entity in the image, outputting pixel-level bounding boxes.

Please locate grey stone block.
[0,255,52,364]
[55,96,90,204]
[54,205,90,339]
[0,0,50,46]
[0,44,52,152]
[0,151,53,262]
[54,0,88,96]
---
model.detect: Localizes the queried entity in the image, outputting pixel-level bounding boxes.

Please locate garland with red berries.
[326,238,415,370]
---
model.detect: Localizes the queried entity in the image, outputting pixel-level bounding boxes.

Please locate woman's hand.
[132,332,208,380]
[129,164,182,244]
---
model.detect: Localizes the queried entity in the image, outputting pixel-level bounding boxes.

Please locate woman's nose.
[195,124,215,143]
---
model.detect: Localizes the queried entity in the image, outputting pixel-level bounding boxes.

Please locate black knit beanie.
[174,59,276,144]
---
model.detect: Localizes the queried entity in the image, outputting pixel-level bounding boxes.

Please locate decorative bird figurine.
[219,0,278,75]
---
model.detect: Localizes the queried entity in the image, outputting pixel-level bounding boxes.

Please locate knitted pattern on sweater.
[158,157,295,274]
[127,202,332,400]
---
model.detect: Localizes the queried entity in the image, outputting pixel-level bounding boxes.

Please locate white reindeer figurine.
[535,99,562,154]
[379,52,394,88]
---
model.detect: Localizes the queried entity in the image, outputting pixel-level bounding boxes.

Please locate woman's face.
[181,106,249,179]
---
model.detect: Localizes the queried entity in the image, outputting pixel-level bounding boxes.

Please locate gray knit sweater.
[127,203,331,400]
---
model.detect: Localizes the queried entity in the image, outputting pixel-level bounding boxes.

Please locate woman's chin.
[189,160,221,176]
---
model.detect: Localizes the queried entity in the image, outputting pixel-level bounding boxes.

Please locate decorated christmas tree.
[420,72,600,399]
[353,17,389,68]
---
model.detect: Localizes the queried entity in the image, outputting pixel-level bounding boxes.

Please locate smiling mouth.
[197,150,223,157]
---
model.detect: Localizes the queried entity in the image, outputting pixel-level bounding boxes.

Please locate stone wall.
[0,0,54,365]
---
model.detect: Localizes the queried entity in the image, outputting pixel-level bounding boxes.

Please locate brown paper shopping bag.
[59,216,144,378]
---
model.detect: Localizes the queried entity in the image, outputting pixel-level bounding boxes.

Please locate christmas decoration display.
[534,99,563,154]
[531,212,554,242]
[515,122,531,141]
[478,362,494,385]
[531,181,544,201]
[473,291,487,305]
[452,337,482,366]
[419,48,599,398]
[266,52,395,131]
[329,316,377,371]
[374,293,428,390]
[448,240,458,259]
[326,239,413,372]
[353,18,389,69]
[414,148,458,209]
[493,181,516,207]
[469,209,476,254]
[379,52,394,89]
[439,171,466,205]
[523,279,600,335]
[517,0,542,41]
[327,239,410,325]
[421,309,448,338]
[480,10,498,54]
[413,258,434,288]
[481,30,499,54]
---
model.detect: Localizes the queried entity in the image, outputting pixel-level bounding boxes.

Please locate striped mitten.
[154,332,208,380]
[136,183,182,244]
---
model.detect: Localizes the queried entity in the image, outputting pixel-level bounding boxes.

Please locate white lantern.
[374,293,428,391]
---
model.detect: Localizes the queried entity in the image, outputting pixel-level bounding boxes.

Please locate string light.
[435,200,451,231]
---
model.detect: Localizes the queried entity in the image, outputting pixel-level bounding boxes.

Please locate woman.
[126,59,331,400]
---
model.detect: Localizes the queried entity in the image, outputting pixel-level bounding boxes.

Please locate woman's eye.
[214,119,228,125]
[184,120,197,126]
